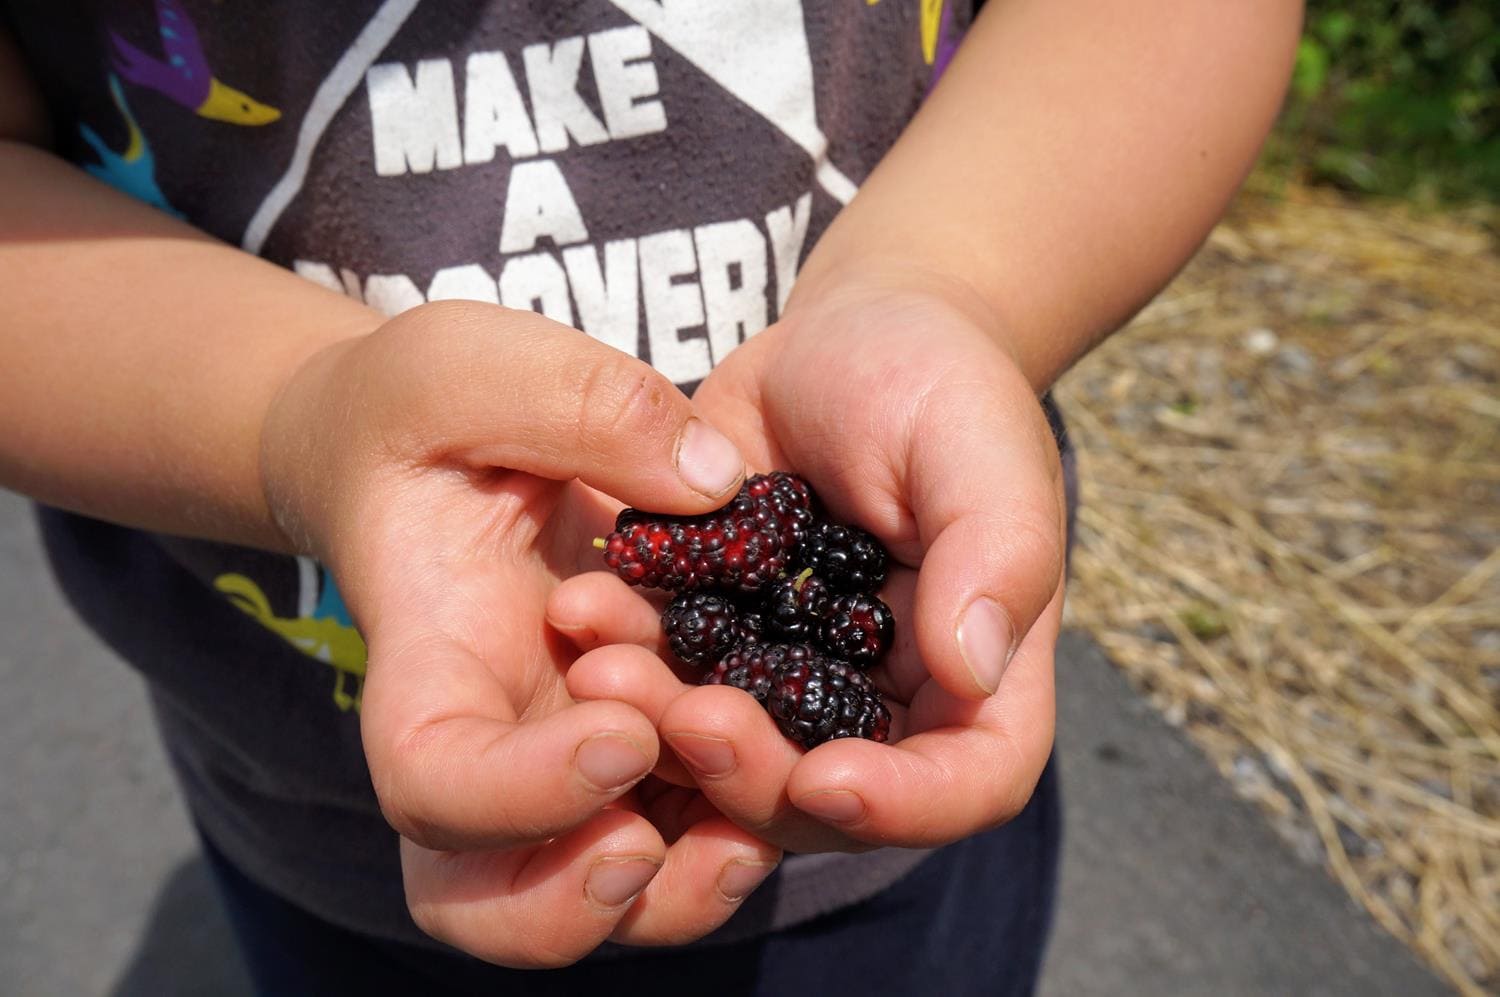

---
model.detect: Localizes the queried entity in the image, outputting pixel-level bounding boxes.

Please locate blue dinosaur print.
[78,74,183,217]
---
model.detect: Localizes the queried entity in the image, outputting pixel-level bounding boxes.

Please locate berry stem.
[592,537,606,550]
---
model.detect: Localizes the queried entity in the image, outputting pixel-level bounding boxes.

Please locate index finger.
[785,588,1062,846]
[361,633,661,852]
[371,301,748,513]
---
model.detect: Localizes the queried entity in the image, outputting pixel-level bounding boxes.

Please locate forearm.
[792,0,1303,391]
[0,140,382,549]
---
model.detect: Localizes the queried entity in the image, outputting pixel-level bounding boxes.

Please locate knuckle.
[983,736,1043,829]
[992,782,1033,829]
[406,895,447,942]
[401,298,512,348]
[991,776,1029,826]
[370,726,442,845]
[991,506,1064,592]
[510,933,591,969]
[574,357,673,457]
[633,920,712,948]
[374,300,473,367]
[374,718,556,850]
[411,297,486,325]
[375,773,431,844]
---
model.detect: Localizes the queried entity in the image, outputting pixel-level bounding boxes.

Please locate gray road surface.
[0,488,1446,995]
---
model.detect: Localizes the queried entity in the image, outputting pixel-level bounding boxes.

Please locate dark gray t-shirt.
[7,0,1045,954]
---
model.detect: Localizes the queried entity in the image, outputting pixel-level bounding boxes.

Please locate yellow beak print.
[109,1,283,128]
[197,77,282,125]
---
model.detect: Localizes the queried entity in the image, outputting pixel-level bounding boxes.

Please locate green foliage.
[1179,604,1230,641]
[1270,1,1499,204]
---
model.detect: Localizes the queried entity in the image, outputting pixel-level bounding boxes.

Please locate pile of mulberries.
[596,472,893,750]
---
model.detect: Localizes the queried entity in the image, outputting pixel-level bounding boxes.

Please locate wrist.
[780,256,1045,391]
[258,332,371,559]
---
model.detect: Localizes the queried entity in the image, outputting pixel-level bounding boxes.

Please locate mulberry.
[795,523,888,594]
[820,593,894,666]
[662,592,744,666]
[766,652,891,749]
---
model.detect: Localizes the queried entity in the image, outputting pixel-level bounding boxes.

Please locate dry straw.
[1056,184,1499,995]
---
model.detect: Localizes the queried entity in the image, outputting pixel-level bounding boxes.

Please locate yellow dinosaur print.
[215,573,368,712]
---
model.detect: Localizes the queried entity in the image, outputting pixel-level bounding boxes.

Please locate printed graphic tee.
[5,0,1055,953]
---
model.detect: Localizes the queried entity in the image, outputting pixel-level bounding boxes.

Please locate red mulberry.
[599,473,817,592]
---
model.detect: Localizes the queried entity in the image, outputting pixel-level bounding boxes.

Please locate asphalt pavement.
[0,488,1448,995]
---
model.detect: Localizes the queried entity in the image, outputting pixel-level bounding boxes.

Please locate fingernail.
[716,860,777,903]
[676,419,743,498]
[575,734,652,792]
[550,620,599,647]
[585,857,661,908]
[957,597,1014,695]
[794,789,866,824]
[665,733,737,777]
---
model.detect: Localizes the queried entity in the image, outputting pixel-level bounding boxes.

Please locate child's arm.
[0,146,378,550]
[0,32,777,965]
[560,0,1303,854]
[797,0,1305,391]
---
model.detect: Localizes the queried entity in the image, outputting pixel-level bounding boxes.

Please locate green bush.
[1270,1,1498,203]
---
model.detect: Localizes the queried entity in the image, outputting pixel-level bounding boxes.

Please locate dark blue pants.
[203,758,1060,997]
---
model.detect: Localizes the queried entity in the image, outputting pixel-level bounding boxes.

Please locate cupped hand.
[258,300,780,966]
[551,272,1068,855]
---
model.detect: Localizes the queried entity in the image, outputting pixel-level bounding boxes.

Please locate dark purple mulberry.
[701,642,824,702]
[820,593,894,666]
[766,651,891,749]
[795,523,888,594]
[765,569,832,641]
[662,592,744,667]
[733,610,769,647]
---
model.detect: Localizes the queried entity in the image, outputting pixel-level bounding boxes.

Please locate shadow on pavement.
[110,856,252,997]
[1040,631,1446,996]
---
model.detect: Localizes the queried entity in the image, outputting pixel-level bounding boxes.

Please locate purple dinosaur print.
[109,0,281,125]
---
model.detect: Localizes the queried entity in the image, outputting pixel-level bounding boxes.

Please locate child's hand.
[259,300,780,966]
[553,273,1067,854]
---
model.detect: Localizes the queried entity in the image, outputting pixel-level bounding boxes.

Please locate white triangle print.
[608,0,857,204]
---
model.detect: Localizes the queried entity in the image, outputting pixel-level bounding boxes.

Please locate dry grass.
[1055,184,1500,995]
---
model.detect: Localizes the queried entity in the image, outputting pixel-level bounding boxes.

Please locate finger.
[658,686,863,854]
[856,564,927,703]
[787,588,1061,847]
[687,327,793,473]
[363,638,659,851]
[546,571,671,659]
[565,643,698,787]
[609,815,782,947]
[908,368,1067,699]
[633,781,726,843]
[403,807,665,968]
[380,300,746,511]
